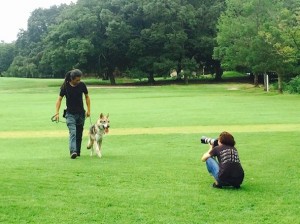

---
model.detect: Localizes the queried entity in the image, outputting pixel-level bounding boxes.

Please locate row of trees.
[0,0,225,84]
[0,0,299,90]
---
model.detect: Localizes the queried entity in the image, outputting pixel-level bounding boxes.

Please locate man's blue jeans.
[206,157,220,183]
[65,112,85,154]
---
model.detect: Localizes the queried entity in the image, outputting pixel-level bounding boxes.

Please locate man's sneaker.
[70,152,77,159]
[212,183,222,189]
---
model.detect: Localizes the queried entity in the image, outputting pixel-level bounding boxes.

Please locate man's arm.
[55,96,63,121]
[85,94,91,117]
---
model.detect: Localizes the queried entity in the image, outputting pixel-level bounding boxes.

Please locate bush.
[126,68,147,81]
[272,81,288,92]
[287,75,300,94]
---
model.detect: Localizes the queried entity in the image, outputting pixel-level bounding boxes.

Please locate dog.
[87,113,110,158]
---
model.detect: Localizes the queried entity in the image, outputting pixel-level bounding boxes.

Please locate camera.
[200,136,218,147]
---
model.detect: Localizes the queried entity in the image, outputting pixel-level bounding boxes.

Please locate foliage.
[11,5,70,78]
[126,68,147,81]
[4,0,299,88]
[3,0,225,84]
[153,58,178,78]
[286,75,300,94]
[0,42,15,75]
[214,0,300,92]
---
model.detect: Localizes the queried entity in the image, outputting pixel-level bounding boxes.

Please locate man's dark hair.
[61,69,83,89]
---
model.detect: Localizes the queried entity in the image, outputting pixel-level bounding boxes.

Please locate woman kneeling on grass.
[201,131,244,189]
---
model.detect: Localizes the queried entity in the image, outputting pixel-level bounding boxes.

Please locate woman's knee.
[206,158,219,176]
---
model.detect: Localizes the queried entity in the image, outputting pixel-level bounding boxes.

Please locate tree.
[9,4,70,77]
[0,42,15,75]
[259,0,300,92]
[125,0,219,84]
[41,4,98,77]
[180,57,199,84]
[214,0,300,92]
[99,3,133,84]
[188,0,226,80]
[214,0,273,85]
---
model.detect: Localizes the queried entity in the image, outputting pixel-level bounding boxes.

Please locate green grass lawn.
[0,77,299,223]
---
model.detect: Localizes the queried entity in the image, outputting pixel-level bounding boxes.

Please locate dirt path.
[0,124,299,139]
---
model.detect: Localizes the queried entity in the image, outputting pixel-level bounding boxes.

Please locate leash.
[51,113,93,125]
[88,116,93,126]
[51,114,66,123]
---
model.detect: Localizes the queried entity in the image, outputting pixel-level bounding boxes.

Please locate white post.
[266,74,269,92]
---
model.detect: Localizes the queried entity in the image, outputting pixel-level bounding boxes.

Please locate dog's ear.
[100,113,103,118]
[107,113,109,118]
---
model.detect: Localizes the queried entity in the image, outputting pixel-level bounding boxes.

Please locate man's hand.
[54,113,59,122]
[51,113,59,122]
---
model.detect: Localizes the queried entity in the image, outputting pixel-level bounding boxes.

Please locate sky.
[0,0,77,43]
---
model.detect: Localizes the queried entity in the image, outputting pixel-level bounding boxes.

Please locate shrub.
[287,75,300,94]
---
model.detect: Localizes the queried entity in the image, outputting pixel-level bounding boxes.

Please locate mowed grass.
[0,77,300,223]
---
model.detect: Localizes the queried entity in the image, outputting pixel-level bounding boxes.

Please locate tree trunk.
[214,61,223,81]
[107,68,116,85]
[254,73,259,87]
[277,73,283,94]
[105,65,116,85]
[109,73,116,85]
[147,72,155,85]
[184,74,188,84]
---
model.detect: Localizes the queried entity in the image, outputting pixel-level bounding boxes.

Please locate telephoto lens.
[200,136,218,147]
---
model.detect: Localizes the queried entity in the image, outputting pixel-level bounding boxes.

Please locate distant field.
[0,77,299,223]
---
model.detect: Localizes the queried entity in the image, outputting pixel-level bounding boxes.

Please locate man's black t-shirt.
[210,144,244,186]
[60,82,88,114]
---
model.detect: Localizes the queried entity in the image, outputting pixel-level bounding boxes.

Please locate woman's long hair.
[61,69,83,90]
